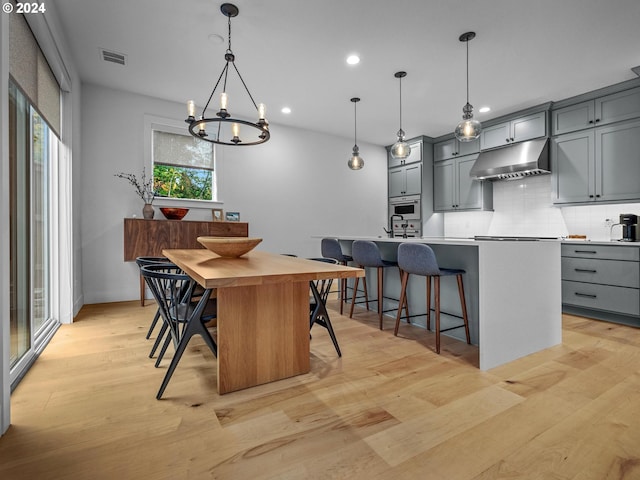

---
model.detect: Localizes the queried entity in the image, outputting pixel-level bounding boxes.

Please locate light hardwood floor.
[1,300,640,479]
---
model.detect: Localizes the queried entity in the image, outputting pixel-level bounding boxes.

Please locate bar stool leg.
[394,270,410,336]
[398,267,410,323]
[349,276,359,318]
[362,274,369,310]
[457,274,471,344]
[426,275,432,331]
[434,275,441,354]
[140,274,145,306]
[339,278,346,315]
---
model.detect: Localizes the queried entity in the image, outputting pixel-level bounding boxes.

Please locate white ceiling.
[54,0,640,146]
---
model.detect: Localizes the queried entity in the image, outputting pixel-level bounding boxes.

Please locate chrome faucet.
[384,214,404,238]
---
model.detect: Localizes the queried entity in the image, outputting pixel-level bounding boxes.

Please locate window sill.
[153,197,223,209]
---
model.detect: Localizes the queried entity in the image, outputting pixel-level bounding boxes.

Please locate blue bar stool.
[321,238,356,315]
[394,243,470,354]
[349,240,407,330]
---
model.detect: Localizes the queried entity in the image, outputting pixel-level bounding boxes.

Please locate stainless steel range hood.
[469,137,550,181]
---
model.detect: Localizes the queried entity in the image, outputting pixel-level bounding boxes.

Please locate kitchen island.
[325,236,562,370]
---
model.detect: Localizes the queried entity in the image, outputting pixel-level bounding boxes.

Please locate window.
[146,116,215,202]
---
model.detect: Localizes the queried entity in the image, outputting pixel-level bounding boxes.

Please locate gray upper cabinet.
[480,111,547,150]
[388,140,422,168]
[389,163,422,197]
[552,118,640,204]
[552,86,640,136]
[433,154,492,212]
[433,137,479,162]
[552,101,596,136]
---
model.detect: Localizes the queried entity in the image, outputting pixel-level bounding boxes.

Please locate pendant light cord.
[398,75,403,131]
[466,39,470,105]
[354,100,358,145]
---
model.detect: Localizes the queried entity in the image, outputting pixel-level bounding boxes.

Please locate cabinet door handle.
[595,118,600,123]
[510,137,514,141]
[589,195,594,198]
[505,138,510,143]
[596,194,601,198]
[575,292,597,299]
[588,120,594,124]
[574,268,597,273]
[574,250,597,254]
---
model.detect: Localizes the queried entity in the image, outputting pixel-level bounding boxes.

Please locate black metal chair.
[308,257,342,356]
[135,256,173,339]
[141,264,217,399]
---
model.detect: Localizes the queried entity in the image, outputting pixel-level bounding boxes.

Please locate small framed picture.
[225,211,240,222]
[212,208,224,222]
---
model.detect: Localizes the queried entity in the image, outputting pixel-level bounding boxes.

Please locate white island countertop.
[319,235,562,371]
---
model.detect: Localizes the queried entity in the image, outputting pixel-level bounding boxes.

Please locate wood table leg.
[216,281,310,394]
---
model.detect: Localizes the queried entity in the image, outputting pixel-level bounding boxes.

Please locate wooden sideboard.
[123,218,249,304]
[124,218,249,261]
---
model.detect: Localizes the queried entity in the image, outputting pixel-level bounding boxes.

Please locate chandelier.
[185,3,269,146]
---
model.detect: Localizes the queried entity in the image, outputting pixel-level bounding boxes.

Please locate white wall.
[80,83,388,304]
[444,174,640,240]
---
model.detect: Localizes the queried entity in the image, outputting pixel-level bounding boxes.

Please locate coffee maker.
[620,213,639,242]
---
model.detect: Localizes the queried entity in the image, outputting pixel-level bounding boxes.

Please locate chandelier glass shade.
[455,31,482,142]
[391,71,411,160]
[348,97,364,170]
[185,3,269,146]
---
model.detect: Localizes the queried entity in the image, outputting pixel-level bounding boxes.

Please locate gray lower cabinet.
[434,154,492,211]
[480,111,546,150]
[552,86,640,136]
[389,163,421,197]
[561,243,640,324]
[551,118,640,204]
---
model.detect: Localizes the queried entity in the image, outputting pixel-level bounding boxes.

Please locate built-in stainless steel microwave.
[389,194,421,221]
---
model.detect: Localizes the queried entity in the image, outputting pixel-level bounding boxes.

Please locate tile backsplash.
[443,175,640,241]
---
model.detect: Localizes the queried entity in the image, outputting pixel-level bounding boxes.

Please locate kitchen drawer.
[562,280,640,316]
[561,257,639,288]
[561,244,640,261]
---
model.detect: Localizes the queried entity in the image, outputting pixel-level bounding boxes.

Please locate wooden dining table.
[162,248,364,394]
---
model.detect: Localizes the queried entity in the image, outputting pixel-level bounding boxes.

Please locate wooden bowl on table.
[160,207,189,220]
[197,236,262,258]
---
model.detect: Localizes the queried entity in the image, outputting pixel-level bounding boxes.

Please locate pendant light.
[390,71,411,160]
[454,31,482,142]
[347,97,364,170]
[185,3,269,146]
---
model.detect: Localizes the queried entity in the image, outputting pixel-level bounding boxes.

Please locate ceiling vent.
[632,65,640,77]
[100,49,127,66]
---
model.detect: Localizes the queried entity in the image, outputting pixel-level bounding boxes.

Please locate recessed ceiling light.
[346,55,360,65]
[281,107,291,114]
[479,106,491,113]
